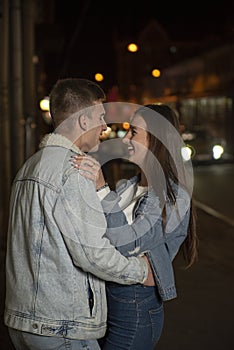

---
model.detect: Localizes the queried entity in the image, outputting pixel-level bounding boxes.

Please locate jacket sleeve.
[52,171,148,285]
[101,190,165,256]
[101,189,190,262]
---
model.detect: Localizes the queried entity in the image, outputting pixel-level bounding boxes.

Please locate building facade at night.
[114,20,234,162]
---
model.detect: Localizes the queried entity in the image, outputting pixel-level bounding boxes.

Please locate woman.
[72,103,198,349]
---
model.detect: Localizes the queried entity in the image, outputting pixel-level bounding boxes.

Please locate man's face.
[82,102,107,153]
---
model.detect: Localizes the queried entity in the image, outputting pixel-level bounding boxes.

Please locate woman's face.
[122,114,149,166]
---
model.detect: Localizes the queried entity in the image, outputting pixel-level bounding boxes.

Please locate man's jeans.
[8,327,101,350]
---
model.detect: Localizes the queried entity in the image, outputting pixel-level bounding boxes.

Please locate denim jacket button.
[32,323,38,329]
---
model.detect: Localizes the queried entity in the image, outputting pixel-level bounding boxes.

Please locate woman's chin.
[128,154,135,162]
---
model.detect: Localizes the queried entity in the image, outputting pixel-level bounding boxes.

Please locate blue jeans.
[8,327,101,350]
[99,284,164,350]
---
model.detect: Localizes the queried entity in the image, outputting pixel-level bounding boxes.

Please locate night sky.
[52,0,234,90]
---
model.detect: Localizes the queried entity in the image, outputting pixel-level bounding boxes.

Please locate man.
[5,78,154,350]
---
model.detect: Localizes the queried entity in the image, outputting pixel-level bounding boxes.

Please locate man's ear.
[78,114,87,131]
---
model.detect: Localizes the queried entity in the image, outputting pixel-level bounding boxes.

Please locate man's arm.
[53,171,153,285]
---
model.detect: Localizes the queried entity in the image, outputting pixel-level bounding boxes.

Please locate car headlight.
[212,145,224,159]
[181,144,195,161]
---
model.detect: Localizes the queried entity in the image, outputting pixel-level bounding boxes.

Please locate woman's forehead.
[131,114,148,129]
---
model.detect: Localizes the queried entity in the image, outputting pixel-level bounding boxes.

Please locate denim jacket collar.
[39,133,85,155]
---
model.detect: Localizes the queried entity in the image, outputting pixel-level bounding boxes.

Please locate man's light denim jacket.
[100,175,191,301]
[4,134,148,340]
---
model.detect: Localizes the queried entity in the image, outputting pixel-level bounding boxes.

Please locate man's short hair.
[49,78,106,127]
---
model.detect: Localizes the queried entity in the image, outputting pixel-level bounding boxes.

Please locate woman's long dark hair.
[133,103,198,267]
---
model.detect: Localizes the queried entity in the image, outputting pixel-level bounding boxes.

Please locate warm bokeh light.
[39,96,52,124]
[109,130,117,138]
[95,73,104,82]
[100,126,112,140]
[39,97,50,111]
[151,69,161,78]
[127,43,139,53]
[122,122,130,130]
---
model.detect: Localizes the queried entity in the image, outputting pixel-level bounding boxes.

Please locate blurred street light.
[122,122,130,130]
[95,73,104,82]
[39,96,50,111]
[127,43,139,53]
[212,144,224,159]
[151,69,161,78]
[181,144,195,161]
[39,96,52,124]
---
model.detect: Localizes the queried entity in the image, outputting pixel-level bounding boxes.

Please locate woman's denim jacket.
[4,134,148,340]
[100,175,191,301]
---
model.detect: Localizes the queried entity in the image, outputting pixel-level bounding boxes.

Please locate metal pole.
[0,0,11,248]
[10,0,25,178]
[22,0,37,158]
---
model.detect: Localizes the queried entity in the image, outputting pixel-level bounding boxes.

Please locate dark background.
[48,0,234,90]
